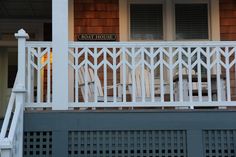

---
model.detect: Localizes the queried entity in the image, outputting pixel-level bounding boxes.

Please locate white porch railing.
[0,30,28,157]
[0,74,24,157]
[24,39,236,109]
[1,29,236,157]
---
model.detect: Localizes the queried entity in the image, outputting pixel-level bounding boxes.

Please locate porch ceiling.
[0,0,51,19]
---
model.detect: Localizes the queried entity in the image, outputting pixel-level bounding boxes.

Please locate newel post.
[15,29,29,92]
[14,29,29,157]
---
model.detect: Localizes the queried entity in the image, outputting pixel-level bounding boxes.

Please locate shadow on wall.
[0,118,3,129]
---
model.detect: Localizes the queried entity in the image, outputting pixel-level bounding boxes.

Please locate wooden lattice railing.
[24,41,236,109]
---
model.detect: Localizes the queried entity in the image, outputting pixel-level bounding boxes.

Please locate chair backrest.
[128,68,152,98]
[78,67,103,101]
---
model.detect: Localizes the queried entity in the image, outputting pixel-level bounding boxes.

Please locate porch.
[1,0,236,156]
[1,32,236,157]
[11,29,235,109]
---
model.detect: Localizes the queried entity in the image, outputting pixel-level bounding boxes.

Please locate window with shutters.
[130,4,163,40]
[174,2,209,75]
[175,4,209,40]
[128,0,211,41]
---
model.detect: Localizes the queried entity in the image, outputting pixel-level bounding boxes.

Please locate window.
[130,4,163,40]
[174,3,209,74]
[125,0,215,41]
[175,4,209,40]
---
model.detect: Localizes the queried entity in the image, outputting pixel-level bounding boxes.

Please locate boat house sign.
[78,34,117,41]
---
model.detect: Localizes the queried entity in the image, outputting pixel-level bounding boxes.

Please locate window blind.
[130,4,163,40]
[175,4,209,40]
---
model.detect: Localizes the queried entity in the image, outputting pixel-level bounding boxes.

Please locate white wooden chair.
[174,68,226,102]
[78,67,122,102]
[128,69,169,102]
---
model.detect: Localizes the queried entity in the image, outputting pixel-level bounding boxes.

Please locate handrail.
[0,72,24,157]
[0,73,18,139]
[8,100,22,142]
[0,29,28,157]
[68,41,236,47]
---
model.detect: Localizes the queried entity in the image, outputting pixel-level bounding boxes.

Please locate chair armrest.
[105,83,132,98]
[106,83,132,89]
[78,81,95,87]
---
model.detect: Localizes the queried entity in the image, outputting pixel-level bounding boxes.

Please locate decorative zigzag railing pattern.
[23,41,236,109]
[67,42,236,108]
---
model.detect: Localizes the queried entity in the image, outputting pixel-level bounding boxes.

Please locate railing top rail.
[69,41,236,47]
[8,102,22,141]
[26,41,52,47]
[25,41,236,47]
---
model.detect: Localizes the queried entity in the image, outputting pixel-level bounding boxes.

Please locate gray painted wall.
[24,110,236,157]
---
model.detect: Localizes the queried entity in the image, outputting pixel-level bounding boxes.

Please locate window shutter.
[130,4,163,40]
[175,4,209,40]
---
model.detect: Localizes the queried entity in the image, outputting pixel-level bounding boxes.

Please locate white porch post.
[52,0,69,110]
[14,29,29,157]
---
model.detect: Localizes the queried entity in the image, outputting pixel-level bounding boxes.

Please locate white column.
[52,0,69,110]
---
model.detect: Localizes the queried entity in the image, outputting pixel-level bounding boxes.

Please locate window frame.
[128,0,165,41]
[120,0,219,41]
[173,0,211,41]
